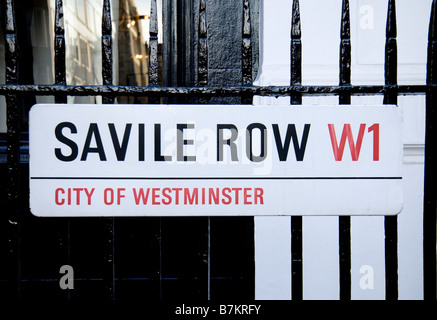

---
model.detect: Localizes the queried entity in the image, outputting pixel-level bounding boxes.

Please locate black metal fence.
[0,0,436,301]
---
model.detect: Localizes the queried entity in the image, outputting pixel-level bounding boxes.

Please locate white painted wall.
[254,0,430,300]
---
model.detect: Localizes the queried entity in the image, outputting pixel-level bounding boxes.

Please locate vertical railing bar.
[290,0,303,301]
[207,214,211,301]
[242,0,254,299]
[158,217,162,300]
[424,0,437,300]
[338,0,352,301]
[148,0,160,104]
[241,0,253,104]
[101,0,115,301]
[54,0,70,301]
[3,0,21,301]
[148,0,162,299]
[197,0,210,300]
[384,0,399,301]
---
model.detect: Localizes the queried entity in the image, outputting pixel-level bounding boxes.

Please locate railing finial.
[198,0,208,87]
[427,0,437,84]
[290,0,302,93]
[339,0,351,89]
[242,0,252,86]
[385,0,397,88]
[102,0,113,87]
[149,0,159,87]
[54,0,66,90]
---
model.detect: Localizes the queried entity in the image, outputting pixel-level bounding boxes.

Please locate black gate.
[0,0,436,301]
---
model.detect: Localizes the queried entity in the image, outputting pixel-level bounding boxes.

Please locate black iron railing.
[1,0,436,301]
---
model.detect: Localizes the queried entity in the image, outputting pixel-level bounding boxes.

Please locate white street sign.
[29,104,403,217]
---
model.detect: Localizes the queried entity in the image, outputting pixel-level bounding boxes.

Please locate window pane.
[117,0,150,103]
[64,0,103,104]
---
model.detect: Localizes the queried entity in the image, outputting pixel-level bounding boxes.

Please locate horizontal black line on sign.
[30,177,402,180]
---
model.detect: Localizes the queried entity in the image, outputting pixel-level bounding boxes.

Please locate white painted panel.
[351,216,386,300]
[300,0,342,85]
[303,216,339,300]
[349,96,386,300]
[399,162,425,300]
[255,0,429,300]
[255,216,291,300]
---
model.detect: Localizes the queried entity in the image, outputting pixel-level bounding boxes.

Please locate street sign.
[29,104,403,217]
